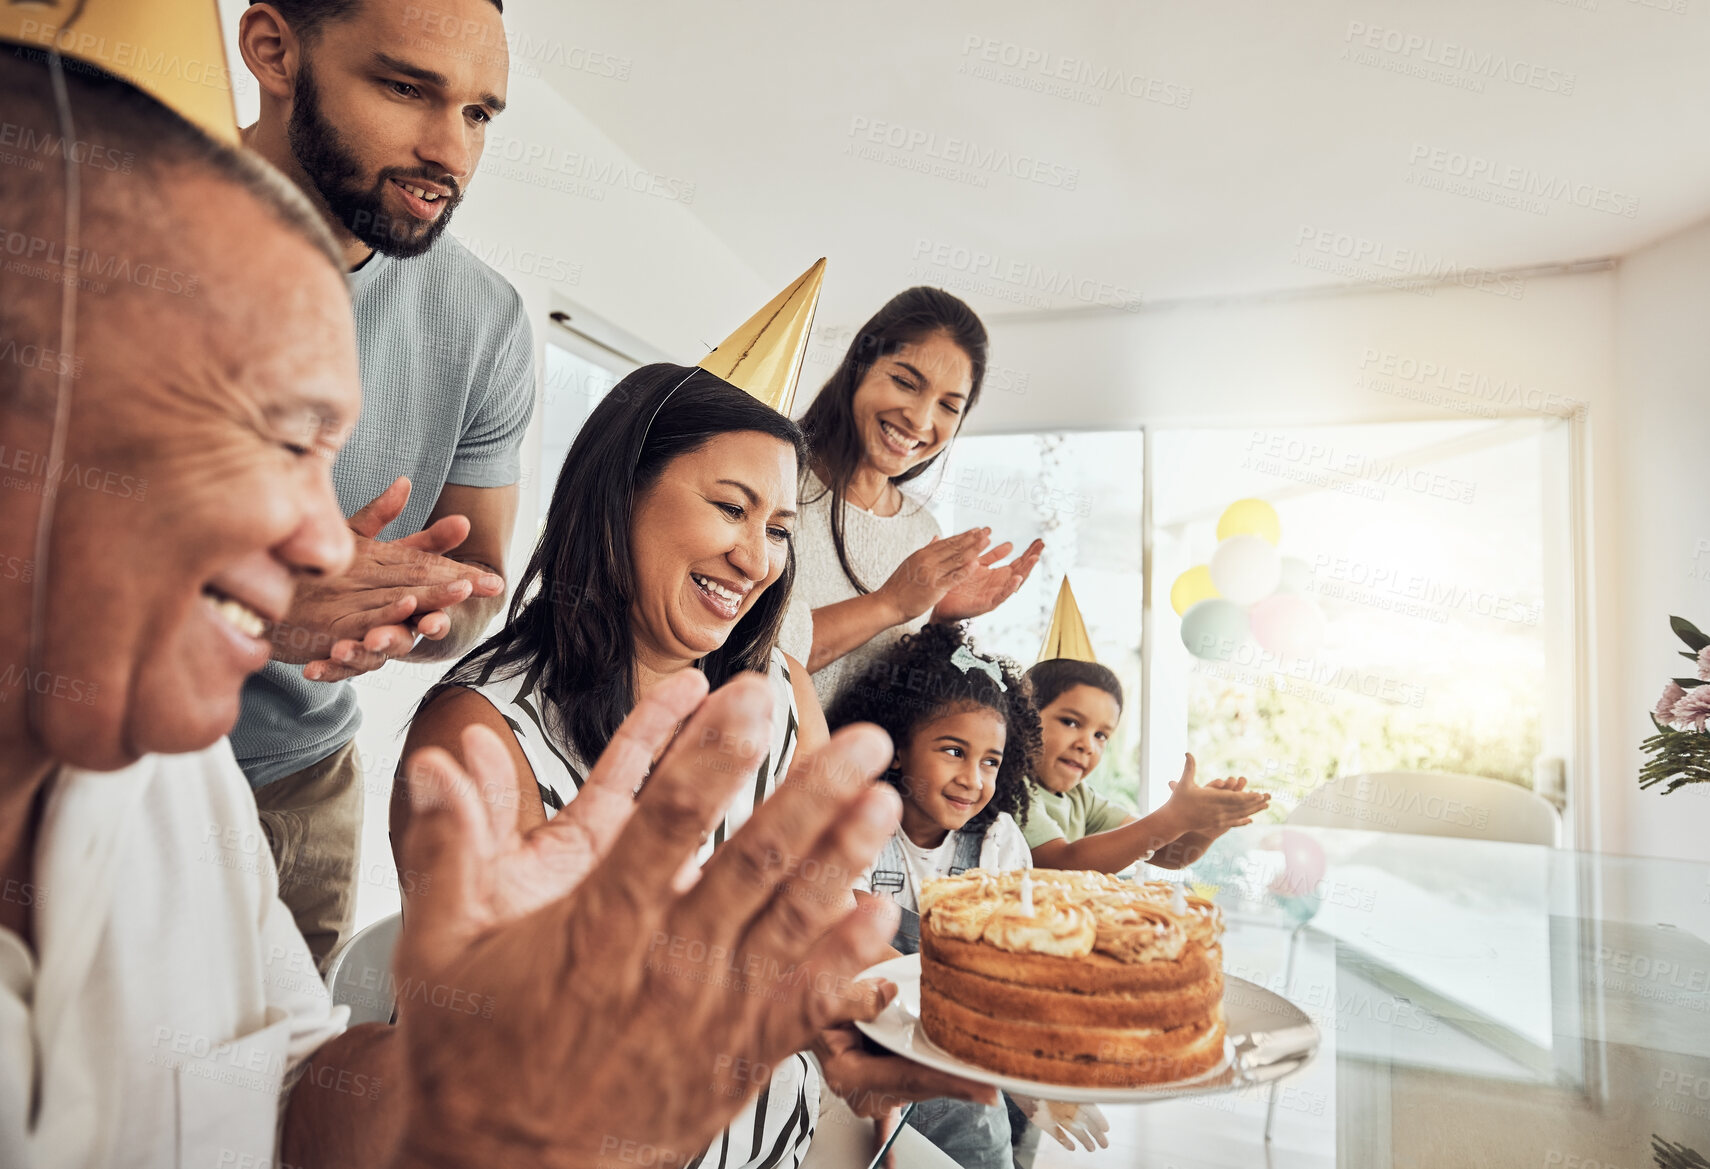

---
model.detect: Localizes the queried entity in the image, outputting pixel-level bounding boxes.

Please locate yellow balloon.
[1170,565,1219,616]
[1217,498,1281,545]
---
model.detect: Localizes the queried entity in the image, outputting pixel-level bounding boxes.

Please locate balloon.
[1209,534,1281,605]
[1262,828,1328,896]
[1277,556,1313,595]
[1216,499,1281,545]
[1262,828,1329,924]
[1181,598,1249,661]
[1249,593,1327,658]
[1169,565,1219,616]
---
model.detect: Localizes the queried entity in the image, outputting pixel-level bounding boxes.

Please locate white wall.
[965,274,1613,435]
[946,262,1704,862]
[1608,220,1710,865]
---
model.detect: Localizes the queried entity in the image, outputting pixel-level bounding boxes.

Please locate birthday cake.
[916,869,1226,1086]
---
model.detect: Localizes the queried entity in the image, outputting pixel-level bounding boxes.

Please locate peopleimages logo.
[1195,656,1428,709]
[454,234,582,287]
[0,336,83,379]
[957,34,1193,110]
[484,133,695,204]
[11,18,248,95]
[1357,348,1585,420]
[845,117,1081,190]
[1303,775,1491,831]
[1308,554,1541,627]
[0,663,99,706]
[934,467,1091,520]
[1406,144,1639,219]
[1293,225,1525,301]
[402,6,633,80]
[0,226,199,298]
[0,442,148,501]
[0,121,134,173]
[1341,21,1577,96]
[1244,430,1479,505]
[910,239,1144,311]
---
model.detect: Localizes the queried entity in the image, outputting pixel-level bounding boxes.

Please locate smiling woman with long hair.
[393,363,825,1169]
[778,287,1044,708]
[401,362,814,820]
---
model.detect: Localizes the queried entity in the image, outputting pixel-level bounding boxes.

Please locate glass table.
[1005,825,1710,1169]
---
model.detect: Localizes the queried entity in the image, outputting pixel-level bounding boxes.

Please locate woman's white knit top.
[779,473,942,710]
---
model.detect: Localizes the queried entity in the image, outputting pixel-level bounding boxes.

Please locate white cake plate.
[851,954,1319,1105]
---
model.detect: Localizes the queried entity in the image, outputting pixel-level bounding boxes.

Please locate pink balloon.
[1263,829,1327,898]
[1250,593,1326,658]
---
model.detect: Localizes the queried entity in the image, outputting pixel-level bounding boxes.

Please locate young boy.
[1025,581,1270,872]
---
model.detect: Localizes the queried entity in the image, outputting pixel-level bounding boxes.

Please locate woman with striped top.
[392,363,985,1168]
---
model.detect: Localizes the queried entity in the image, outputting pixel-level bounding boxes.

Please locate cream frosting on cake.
[916,868,1226,1087]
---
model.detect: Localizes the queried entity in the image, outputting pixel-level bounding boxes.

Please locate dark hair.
[796,287,988,593]
[825,623,1036,833]
[428,364,806,766]
[1026,659,1124,713]
[253,0,503,40]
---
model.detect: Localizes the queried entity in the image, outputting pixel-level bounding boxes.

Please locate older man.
[0,28,905,1169]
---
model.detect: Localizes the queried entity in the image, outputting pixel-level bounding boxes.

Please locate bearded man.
[231,0,535,965]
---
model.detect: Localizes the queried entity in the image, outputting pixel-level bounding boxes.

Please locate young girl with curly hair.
[824,621,1042,1169]
[825,622,1037,943]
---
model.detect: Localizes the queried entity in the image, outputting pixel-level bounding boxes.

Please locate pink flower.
[1698,646,1710,683]
[1656,681,1687,724]
[1670,685,1710,732]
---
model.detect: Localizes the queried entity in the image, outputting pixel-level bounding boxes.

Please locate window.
[923,431,1146,809]
[537,341,626,518]
[1148,419,1575,820]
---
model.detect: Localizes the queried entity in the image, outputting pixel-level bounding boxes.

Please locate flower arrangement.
[1640,616,1710,794]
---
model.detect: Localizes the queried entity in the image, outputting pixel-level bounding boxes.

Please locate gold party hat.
[698,258,824,416]
[1,0,239,145]
[1037,578,1099,664]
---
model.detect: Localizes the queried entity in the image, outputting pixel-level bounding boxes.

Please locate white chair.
[1286,770,1560,847]
[323,912,402,1026]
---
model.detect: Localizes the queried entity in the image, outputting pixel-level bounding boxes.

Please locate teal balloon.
[1181,598,1249,661]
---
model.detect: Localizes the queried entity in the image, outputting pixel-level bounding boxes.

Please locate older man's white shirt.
[0,741,349,1169]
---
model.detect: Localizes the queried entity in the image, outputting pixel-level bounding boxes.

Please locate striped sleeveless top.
[465,646,818,1169]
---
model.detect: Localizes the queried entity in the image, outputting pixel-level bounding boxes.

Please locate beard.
[286,61,463,258]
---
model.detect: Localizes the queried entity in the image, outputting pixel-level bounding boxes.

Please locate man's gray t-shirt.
[231,233,535,788]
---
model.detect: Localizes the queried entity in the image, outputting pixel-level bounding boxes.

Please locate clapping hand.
[929,537,1044,623]
[877,528,993,622]
[389,670,909,1168]
[273,477,503,682]
[1148,757,1271,867]
[1163,754,1270,835]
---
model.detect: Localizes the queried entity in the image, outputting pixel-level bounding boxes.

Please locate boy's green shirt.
[1022,780,1131,849]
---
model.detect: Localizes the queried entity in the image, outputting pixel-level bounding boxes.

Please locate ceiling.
[516,0,1710,327]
